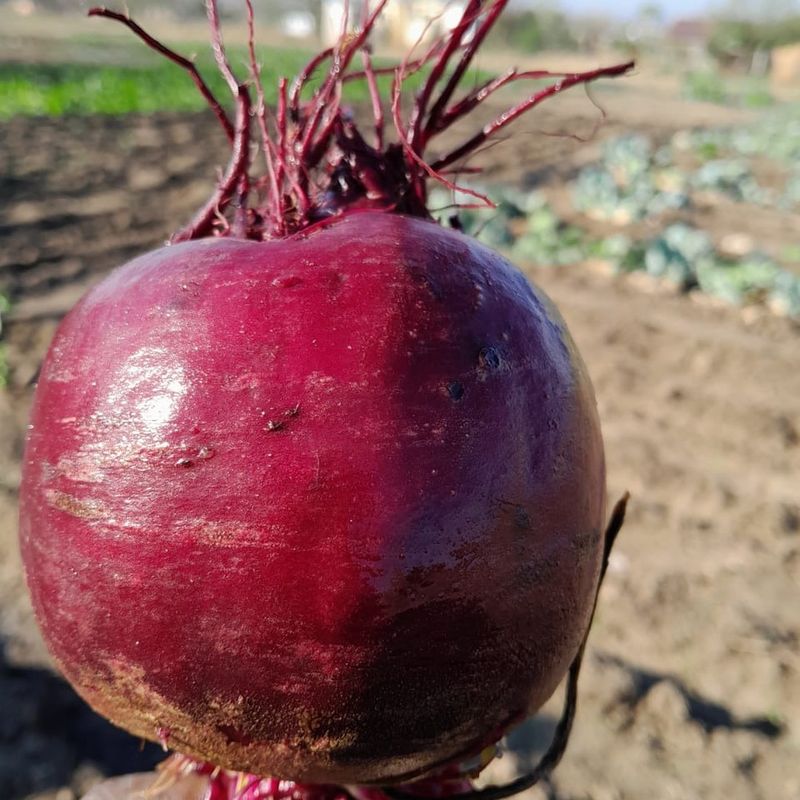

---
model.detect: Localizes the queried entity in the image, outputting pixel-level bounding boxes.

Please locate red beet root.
[20,212,603,781]
[19,0,632,794]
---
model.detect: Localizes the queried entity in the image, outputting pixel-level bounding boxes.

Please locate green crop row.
[572,128,800,221]
[430,184,800,318]
[0,52,431,118]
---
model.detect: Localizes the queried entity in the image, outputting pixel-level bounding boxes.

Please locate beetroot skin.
[19,3,631,789]
[19,211,605,783]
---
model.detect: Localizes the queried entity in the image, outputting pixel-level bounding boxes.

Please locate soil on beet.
[1,86,799,799]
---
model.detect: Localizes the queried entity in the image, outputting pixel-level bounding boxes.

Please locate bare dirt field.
[1,84,799,799]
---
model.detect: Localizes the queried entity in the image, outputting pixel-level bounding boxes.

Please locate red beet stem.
[171,85,252,243]
[86,2,634,238]
[418,0,510,148]
[431,60,635,172]
[406,0,484,150]
[87,7,235,143]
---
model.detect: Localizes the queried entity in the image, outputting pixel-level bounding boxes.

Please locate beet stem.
[342,55,428,84]
[87,6,235,143]
[406,0,483,151]
[245,0,282,226]
[431,61,635,172]
[90,1,634,238]
[360,48,385,151]
[171,85,252,242]
[432,68,554,136]
[289,48,335,120]
[206,0,241,97]
[298,0,390,170]
[390,60,492,210]
[421,0,510,146]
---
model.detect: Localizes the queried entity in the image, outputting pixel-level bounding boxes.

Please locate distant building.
[320,0,466,48]
[10,0,35,14]
[280,10,316,39]
[667,17,713,68]
[771,43,800,84]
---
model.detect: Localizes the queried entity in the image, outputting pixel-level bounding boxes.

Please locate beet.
[19,1,632,795]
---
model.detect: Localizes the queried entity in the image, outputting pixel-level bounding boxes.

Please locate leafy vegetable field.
[432,105,800,318]
[0,51,425,118]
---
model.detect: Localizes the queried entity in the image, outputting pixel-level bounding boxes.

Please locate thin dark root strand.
[382,493,629,800]
[515,82,610,147]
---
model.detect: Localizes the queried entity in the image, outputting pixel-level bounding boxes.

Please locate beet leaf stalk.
[88,0,633,241]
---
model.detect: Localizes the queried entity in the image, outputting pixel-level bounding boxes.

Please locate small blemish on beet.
[217,724,253,746]
[326,271,347,291]
[273,275,304,289]
[266,405,300,432]
[410,268,444,300]
[514,507,532,530]
[479,346,502,370]
[447,381,465,401]
[46,490,106,520]
[176,457,193,468]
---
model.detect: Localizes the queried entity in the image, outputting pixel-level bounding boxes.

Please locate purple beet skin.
[20,211,606,783]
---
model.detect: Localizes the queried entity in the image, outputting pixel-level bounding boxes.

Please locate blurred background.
[1,0,799,798]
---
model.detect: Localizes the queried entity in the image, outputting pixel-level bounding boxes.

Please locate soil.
[1,86,799,800]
